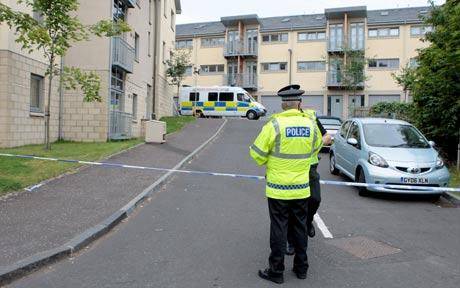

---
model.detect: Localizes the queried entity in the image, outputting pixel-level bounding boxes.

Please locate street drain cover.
[328,236,401,259]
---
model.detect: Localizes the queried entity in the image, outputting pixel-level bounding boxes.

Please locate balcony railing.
[327,38,364,52]
[124,0,137,8]
[327,71,364,88]
[225,73,258,90]
[327,38,344,52]
[110,110,132,140]
[223,41,258,57]
[112,37,135,73]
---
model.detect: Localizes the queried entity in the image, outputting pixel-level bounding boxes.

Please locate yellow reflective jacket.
[249,109,323,200]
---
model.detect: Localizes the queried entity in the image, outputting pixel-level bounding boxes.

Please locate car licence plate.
[400,177,429,184]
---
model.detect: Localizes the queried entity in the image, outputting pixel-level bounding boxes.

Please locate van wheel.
[357,169,370,197]
[329,153,340,175]
[246,110,257,120]
[194,110,204,118]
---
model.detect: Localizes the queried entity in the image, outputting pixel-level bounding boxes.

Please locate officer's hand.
[323,134,332,146]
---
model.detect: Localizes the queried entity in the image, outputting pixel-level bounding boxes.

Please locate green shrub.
[369,102,416,123]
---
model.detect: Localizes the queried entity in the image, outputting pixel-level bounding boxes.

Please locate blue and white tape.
[1,153,459,193]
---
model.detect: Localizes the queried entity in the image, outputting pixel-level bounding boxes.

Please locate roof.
[354,118,410,125]
[221,14,259,26]
[176,6,430,38]
[367,6,431,25]
[176,21,226,38]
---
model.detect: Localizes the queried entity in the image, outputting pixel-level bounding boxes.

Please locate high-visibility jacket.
[249,109,323,200]
[302,109,321,165]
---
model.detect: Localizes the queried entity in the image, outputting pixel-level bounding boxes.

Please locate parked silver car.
[329,118,450,196]
[317,116,342,148]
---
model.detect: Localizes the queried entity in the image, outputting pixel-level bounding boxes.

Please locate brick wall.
[61,70,110,142]
[0,50,60,148]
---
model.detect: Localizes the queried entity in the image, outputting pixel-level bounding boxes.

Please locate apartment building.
[176,6,431,119]
[0,0,180,148]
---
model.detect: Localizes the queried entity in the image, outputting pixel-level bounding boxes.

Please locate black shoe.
[258,269,284,284]
[292,268,307,279]
[286,243,295,255]
[307,224,316,238]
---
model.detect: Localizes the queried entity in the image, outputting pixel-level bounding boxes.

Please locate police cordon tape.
[1,153,459,193]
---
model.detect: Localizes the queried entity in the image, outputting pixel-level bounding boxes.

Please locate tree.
[0,0,130,149]
[340,48,369,116]
[165,49,191,113]
[410,0,460,160]
[392,64,417,103]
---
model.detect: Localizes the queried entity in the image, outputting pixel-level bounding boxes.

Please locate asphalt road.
[10,119,460,288]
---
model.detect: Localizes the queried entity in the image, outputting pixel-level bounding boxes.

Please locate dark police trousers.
[288,164,321,242]
[268,198,309,275]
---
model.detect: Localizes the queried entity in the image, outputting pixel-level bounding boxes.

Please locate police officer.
[286,102,330,255]
[249,85,322,284]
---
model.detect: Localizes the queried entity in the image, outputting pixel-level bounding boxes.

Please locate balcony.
[327,39,344,53]
[327,71,364,89]
[223,41,258,58]
[112,37,135,73]
[110,110,132,140]
[225,74,258,90]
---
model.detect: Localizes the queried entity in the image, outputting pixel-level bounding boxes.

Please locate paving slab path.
[0,119,224,267]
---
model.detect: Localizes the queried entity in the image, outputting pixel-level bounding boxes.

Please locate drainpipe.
[152,0,161,120]
[58,56,64,140]
[288,48,292,85]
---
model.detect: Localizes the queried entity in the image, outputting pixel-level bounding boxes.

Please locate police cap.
[277,84,305,101]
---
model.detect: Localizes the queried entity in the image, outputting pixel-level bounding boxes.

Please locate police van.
[179,86,266,120]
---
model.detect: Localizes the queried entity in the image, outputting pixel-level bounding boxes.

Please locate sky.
[176,0,445,24]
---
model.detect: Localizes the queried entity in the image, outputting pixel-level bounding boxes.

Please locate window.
[171,10,175,31]
[237,93,251,102]
[409,58,419,68]
[410,25,433,36]
[149,0,152,24]
[189,92,199,101]
[219,92,234,102]
[176,39,193,49]
[261,62,287,72]
[340,121,351,138]
[148,32,151,57]
[261,33,288,43]
[163,0,167,17]
[30,74,44,113]
[201,37,225,48]
[134,33,140,61]
[208,92,218,101]
[113,0,128,21]
[200,64,224,74]
[297,61,326,71]
[368,58,399,69]
[368,27,400,38]
[132,94,138,119]
[349,23,364,50]
[185,66,192,76]
[298,31,326,41]
[348,122,361,146]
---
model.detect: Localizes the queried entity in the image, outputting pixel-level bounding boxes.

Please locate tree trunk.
[44,58,54,150]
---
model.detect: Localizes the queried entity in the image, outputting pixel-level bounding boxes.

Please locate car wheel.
[246,110,257,120]
[357,169,370,197]
[329,153,340,175]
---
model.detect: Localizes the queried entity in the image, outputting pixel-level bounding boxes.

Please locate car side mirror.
[428,141,435,147]
[347,138,358,146]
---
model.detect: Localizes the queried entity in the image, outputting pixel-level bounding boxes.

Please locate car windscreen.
[318,118,341,126]
[363,124,430,148]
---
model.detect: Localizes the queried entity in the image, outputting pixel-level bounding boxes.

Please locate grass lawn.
[0,139,142,196]
[160,116,195,134]
[449,167,460,198]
